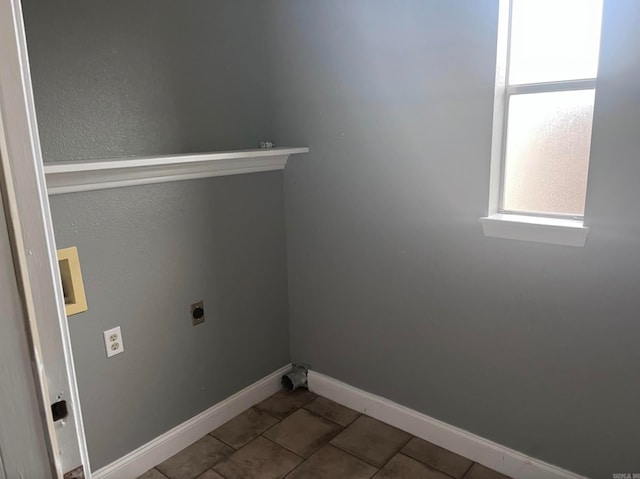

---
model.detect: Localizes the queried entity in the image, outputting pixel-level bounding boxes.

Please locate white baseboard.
[307,371,586,479]
[92,364,292,479]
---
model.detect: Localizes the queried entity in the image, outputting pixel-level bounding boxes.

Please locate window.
[480,0,604,246]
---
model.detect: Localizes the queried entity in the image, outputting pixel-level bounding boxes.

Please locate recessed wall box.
[57,246,88,316]
[191,301,205,326]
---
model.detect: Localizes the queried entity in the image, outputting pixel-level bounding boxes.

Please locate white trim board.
[1,0,91,475]
[44,147,309,195]
[308,371,587,479]
[479,214,588,247]
[92,364,291,479]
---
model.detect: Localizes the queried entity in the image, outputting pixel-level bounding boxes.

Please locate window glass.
[503,89,595,216]
[509,0,604,85]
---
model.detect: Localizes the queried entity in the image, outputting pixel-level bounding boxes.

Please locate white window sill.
[479,213,588,247]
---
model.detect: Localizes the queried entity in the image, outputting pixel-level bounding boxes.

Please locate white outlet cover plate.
[103,326,124,358]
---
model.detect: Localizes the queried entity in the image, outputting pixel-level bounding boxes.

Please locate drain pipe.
[282,364,309,391]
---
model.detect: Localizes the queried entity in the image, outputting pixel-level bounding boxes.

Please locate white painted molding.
[308,371,587,479]
[92,364,291,479]
[44,147,310,195]
[479,214,589,247]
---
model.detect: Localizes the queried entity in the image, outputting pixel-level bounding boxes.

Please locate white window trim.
[479,214,588,247]
[480,0,592,247]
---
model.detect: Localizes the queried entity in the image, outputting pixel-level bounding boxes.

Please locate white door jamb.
[0,0,91,477]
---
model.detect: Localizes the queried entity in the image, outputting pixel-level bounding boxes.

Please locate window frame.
[499,79,597,221]
[481,0,601,246]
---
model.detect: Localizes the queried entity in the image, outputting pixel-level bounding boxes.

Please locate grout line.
[302,399,363,428]
[368,434,414,472]
[303,396,363,426]
[260,435,307,460]
[208,406,284,451]
[205,466,229,479]
[260,414,343,461]
[253,406,293,422]
[327,441,383,470]
[285,443,380,479]
[396,452,459,479]
[251,390,283,420]
[209,450,235,479]
[399,434,413,451]
[327,413,414,472]
[152,468,170,479]
[461,462,477,478]
[301,390,319,406]
[399,438,477,479]
[281,449,311,478]
[207,432,239,452]
[253,389,318,420]
[256,407,282,422]
[260,414,285,437]
[300,406,352,428]
[325,443,380,475]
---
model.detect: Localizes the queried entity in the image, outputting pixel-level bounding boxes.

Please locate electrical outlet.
[190,301,205,326]
[103,326,124,358]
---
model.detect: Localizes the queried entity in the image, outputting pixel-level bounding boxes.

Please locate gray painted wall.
[50,174,289,470]
[22,0,274,160]
[267,1,640,477]
[23,0,289,470]
[0,183,53,478]
[22,0,640,475]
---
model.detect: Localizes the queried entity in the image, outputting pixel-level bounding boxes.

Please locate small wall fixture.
[57,246,88,316]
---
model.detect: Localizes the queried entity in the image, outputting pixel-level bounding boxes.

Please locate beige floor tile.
[156,435,233,479]
[401,437,473,478]
[211,407,279,449]
[330,416,411,468]
[195,470,226,479]
[137,468,168,479]
[213,436,302,479]
[286,445,378,479]
[264,408,343,457]
[373,454,452,479]
[255,388,317,419]
[304,397,360,427]
[464,463,511,479]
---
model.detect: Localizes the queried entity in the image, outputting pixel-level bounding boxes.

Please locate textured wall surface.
[50,174,289,469]
[267,1,640,477]
[23,0,273,161]
[22,0,288,470]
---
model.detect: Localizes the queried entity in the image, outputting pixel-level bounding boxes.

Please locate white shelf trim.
[479,213,589,247]
[43,147,309,195]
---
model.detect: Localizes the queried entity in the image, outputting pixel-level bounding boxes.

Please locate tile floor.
[138,389,511,479]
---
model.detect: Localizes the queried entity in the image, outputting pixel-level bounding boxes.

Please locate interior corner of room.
[3,1,640,478]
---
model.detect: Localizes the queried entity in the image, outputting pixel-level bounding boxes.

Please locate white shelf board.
[43,147,309,195]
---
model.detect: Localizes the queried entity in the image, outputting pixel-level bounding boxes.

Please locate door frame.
[0,157,55,479]
[0,0,91,477]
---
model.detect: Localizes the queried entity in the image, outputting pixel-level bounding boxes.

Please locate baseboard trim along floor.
[92,364,292,479]
[307,370,586,479]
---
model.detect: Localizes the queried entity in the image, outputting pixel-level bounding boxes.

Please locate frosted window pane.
[503,90,595,216]
[509,0,603,85]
